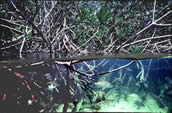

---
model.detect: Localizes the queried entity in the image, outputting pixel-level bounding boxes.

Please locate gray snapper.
[94,80,113,90]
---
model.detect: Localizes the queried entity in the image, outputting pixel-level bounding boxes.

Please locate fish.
[46,81,60,87]
[44,73,53,80]
[46,81,60,92]
[94,80,113,90]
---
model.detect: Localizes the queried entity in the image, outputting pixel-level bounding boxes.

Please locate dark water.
[0,58,172,112]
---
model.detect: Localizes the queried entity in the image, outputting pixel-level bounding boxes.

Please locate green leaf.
[116,29,120,35]
[118,18,124,23]
[26,33,32,38]
[131,46,143,53]
[96,6,112,24]
[116,29,125,38]
[79,8,95,23]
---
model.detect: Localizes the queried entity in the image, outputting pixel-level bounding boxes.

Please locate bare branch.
[122,34,172,49]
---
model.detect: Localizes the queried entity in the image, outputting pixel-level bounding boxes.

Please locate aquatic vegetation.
[92,90,106,103]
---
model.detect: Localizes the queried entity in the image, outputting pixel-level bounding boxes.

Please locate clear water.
[72,58,172,112]
[0,58,172,113]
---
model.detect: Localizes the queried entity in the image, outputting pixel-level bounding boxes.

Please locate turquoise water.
[68,58,172,112]
[0,58,172,112]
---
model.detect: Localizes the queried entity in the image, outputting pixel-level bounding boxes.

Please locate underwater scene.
[0,57,172,113]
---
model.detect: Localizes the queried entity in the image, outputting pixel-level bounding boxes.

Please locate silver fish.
[46,81,60,86]
[46,81,60,91]
[94,80,113,90]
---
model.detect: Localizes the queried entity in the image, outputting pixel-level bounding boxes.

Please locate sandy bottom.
[80,89,168,112]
